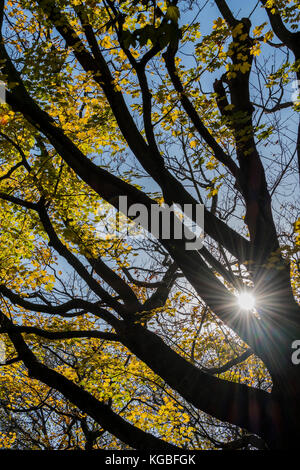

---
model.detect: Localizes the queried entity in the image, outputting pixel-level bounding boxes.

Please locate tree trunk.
[266,389,300,449]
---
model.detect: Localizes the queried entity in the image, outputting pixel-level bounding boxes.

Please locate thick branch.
[115,321,273,439]
[0,326,119,342]
[87,255,141,311]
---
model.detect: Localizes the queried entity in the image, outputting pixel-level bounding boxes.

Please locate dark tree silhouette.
[0,0,299,450]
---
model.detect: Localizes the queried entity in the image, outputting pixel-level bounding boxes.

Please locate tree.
[0,0,299,450]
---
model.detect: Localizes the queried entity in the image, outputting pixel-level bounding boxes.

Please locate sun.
[237,292,255,311]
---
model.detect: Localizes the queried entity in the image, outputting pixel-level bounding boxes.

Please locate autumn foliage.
[0,0,299,450]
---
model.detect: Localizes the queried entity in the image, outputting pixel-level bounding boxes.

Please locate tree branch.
[202,349,254,375]
[0,325,119,342]
[0,310,179,451]
[115,320,273,439]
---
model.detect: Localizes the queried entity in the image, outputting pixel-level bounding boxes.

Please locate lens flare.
[237,292,255,311]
